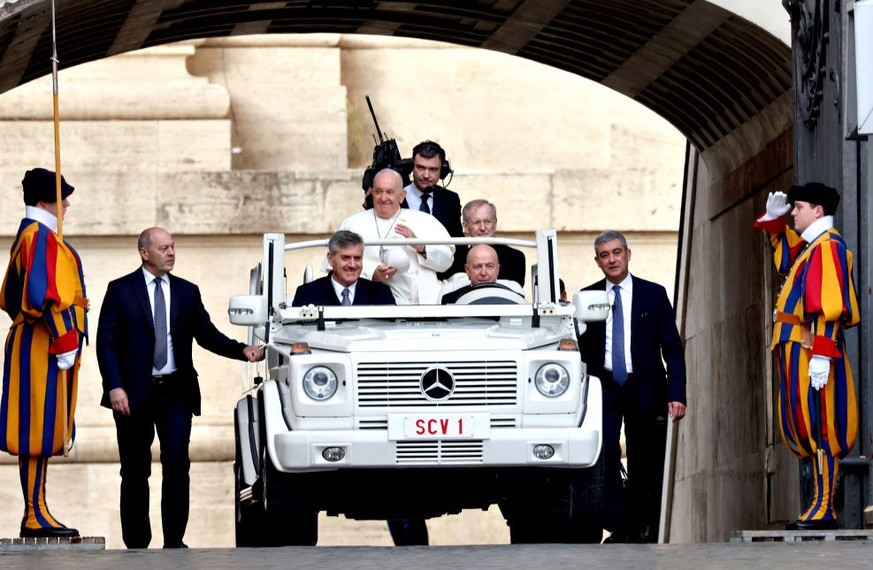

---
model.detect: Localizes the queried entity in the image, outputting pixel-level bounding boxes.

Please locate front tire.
[503,454,605,544]
[261,447,319,546]
[259,398,318,546]
[234,409,264,547]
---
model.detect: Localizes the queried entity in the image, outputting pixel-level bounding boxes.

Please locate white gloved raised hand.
[809,355,831,391]
[758,191,791,222]
[56,349,77,371]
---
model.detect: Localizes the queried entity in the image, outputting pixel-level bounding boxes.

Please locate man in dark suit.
[290,231,418,543]
[402,140,463,237]
[438,199,526,285]
[441,244,523,305]
[292,230,396,307]
[577,230,686,544]
[96,227,263,549]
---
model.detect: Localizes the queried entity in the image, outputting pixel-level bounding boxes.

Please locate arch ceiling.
[0,0,790,154]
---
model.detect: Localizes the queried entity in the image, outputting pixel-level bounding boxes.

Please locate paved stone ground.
[0,462,511,548]
[2,542,873,570]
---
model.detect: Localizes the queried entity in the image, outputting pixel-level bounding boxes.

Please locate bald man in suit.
[97,227,263,549]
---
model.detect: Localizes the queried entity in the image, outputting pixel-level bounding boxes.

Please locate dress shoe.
[163,542,189,549]
[20,526,80,538]
[785,519,838,531]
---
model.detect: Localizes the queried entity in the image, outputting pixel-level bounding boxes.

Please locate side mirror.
[572,290,610,322]
[228,295,268,326]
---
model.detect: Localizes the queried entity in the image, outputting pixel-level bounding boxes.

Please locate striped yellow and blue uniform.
[1,218,87,531]
[757,216,859,523]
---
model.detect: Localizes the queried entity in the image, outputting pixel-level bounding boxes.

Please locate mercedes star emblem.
[420,367,455,401]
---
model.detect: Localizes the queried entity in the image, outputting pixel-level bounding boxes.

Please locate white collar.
[409,184,429,200]
[142,266,167,285]
[25,205,58,232]
[607,274,633,292]
[800,215,834,243]
[331,276,357,297]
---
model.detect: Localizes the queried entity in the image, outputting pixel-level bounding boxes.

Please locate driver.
[441,244,519,304]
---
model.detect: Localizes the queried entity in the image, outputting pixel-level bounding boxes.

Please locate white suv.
[228,229,609,546]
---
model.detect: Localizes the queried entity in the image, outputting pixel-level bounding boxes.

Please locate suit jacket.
[438,243,526,285]
[577,275,686,413]
[402,184,463,237]
[292,274,396,306]
[96,269,248,416]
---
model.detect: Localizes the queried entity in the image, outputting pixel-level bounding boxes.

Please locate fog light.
[532,444,555,460]
[322,447,346,462]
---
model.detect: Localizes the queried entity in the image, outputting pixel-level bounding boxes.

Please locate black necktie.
[153,277,168,369]
[419,193,431,213]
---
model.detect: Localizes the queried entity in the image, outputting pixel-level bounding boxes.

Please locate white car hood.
[275,320,571,353]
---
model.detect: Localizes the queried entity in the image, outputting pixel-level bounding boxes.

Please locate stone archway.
[0,1,798,543]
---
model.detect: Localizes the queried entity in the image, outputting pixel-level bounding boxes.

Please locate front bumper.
[271,425,601,471]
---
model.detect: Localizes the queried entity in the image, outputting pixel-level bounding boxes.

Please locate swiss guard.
[1,168,88,538]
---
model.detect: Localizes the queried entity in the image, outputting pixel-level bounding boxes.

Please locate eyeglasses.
[466,219,494,228]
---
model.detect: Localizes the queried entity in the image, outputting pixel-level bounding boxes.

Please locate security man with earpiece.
[402,140,463,238]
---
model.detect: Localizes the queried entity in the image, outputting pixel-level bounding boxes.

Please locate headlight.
[302,366,338,401]
[534,363,570,397]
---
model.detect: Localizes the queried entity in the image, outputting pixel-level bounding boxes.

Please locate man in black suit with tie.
[291,231,417,543]
[291,230,396,307]
[577,230,686,544]
[438,199,526,285]
[402,140,463,238]
[97,227,263,549]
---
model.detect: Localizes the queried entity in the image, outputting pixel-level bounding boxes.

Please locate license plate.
[402,414,478,439]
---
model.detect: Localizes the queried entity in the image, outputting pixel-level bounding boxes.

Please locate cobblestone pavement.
[2,542,873,570]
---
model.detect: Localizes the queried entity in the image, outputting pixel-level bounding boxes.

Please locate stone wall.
[0,35,685,547]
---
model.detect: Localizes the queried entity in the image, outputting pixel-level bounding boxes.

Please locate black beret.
[22,168,74,206]
[787,182,840,215]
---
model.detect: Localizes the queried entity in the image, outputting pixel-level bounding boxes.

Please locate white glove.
[56,349,77,371]
[809,355,831,391]
[758,191,791,222]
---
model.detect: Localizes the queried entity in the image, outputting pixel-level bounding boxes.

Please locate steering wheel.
[454,282,526,305]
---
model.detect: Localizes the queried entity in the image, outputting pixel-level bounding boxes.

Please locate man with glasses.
[438,199,526,286]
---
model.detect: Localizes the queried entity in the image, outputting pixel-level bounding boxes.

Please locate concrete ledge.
[731,530,873,543]
[0,536,106,551]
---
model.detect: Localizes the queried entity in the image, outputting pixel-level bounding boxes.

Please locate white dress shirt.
[331,278,357,304]
[403,183,430,213]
